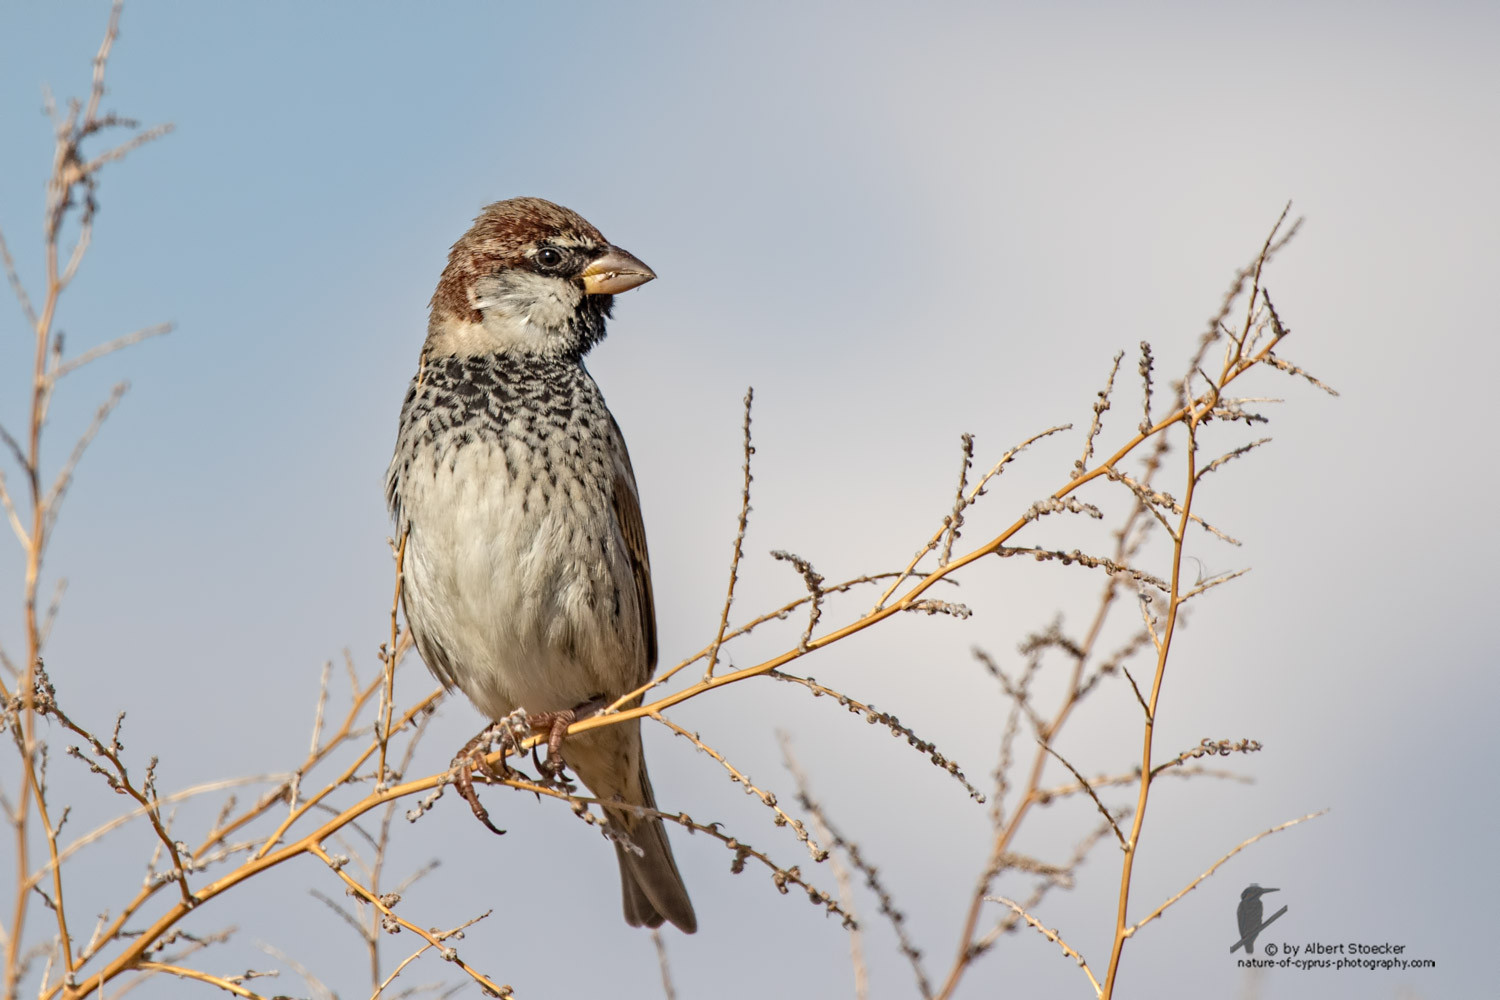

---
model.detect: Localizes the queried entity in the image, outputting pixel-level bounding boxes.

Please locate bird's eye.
[535,247,564,269]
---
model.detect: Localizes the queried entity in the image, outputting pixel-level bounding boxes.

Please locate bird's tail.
[612,760,696,933]
[568,721,696,933]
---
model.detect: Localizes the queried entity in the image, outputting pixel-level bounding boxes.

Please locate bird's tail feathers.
[567,722,696,933]
[610,761,696,933]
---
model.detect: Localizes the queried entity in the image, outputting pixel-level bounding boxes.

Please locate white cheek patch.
[470,271,585,352]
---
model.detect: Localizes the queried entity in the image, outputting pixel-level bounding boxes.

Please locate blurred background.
[1,2,1494,997]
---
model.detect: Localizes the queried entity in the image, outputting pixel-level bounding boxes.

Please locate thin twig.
[986,897,1101,997]
[770,550,824,653]
[782,737,929,998]
[809,809,865,1000]
[1179,568,1249,602]
[41,382,128,539]
[1137,342,1155,435]
[651,930,677,1000]
[1039,742,1126,848]
[0,224,37,328]
[971,819,1118,959]
[377,531,408,790]
[308,843,505,996]
[653,714,825,860]
[770,670,985,802]
[704,388,754,679]
[133,962,270,1000]
[1074,352,1124,479]
[875,425,1072,612]
[1126,810,1327,936]
[941,433,975,565]
[51,323,171,379]
[1196,438,1272,482]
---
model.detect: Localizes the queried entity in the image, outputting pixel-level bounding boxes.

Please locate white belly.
[398,438,636,720]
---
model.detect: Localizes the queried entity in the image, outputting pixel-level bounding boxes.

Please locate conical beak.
[581,246,655,295]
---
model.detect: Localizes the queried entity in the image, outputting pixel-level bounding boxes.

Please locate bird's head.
[1240,884,1279,901]
[425,197,655,359]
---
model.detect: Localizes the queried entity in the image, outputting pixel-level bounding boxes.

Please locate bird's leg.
[528,695,611,781]
[527,708,576,782]
[448,720,516,836]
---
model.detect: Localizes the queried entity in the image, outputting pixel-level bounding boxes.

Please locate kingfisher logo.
[1229,883,1436,972]
[1230,884,1286,953]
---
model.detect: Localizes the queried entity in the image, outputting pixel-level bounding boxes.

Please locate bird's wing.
[1237,901,1262,940]
[608,413,658,681]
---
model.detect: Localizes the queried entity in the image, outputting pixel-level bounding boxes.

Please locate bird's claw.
[449,723,515,836]
[529,696,613,787]
[526,708,577,782]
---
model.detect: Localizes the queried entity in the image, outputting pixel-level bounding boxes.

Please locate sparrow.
[385,197,695,933]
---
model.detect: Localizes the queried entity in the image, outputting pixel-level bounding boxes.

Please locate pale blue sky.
[2,2,1495,997]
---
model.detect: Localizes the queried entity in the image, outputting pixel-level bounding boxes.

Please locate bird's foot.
[526,708,577,783]
[528,696,610,784]
[448,721,518,836]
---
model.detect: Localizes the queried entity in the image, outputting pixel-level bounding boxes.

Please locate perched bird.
[385,197,695,933]
[1234,884,1279,953]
